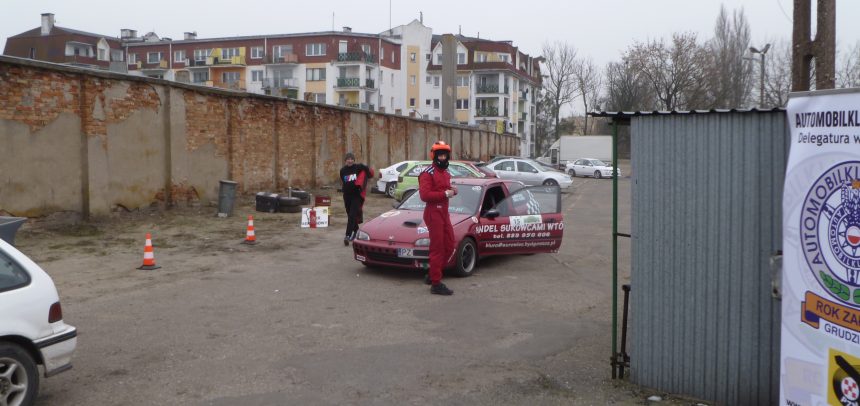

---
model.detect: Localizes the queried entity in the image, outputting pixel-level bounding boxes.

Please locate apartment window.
[435,53,443,64]
[128,53,137,64]
[306,43,326,56]
[410,52,416,62]
[111,50,124,62]
[274,45,293,57]
[499,53,509,63]
[425,75,432,84]
[433,76,440,87]
[476,53,487,62]
[193,49,210,61]
[456,99,469,110]
[98,48,107,61]
[250,46,264,59]
[221,48,240,59]
[306,68,326,81]
[426,53,431,62]
[410,75,416,85]
[457,52,466,65]
[174,50,186,63]
[251,70,264,82]
[192,71,209,83]
[222,72,240,84]
[314,93,326,103]
[29,48,36,59]
[362,44,371,54]
[409,98,416,107]
[425,99,431,106]
[456,75,469,87]
[433,99,440,110]
[147,52,162,64]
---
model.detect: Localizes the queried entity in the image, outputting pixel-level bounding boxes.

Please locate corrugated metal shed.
[593,109,788,405]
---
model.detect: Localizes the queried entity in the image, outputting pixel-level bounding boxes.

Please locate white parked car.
[376,160,417,197]
[0,238,77,406]
[487,158,573,189]
[566,158,621,179]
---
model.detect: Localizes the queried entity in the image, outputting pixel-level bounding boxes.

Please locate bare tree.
[602,60,653,111]
[704,5,754,108]
[763,40,792,107]
[837,41,860,88]
[540,41,579,150]
[626,32,707,110]
[573,57,603,134]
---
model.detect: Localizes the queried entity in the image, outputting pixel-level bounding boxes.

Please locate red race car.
[352,178,564,277]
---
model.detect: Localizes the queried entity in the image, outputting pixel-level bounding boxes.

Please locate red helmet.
[430,140,451,158]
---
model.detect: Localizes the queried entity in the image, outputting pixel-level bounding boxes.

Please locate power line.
[776,0,792,23]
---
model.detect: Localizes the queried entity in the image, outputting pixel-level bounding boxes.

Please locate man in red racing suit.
[418,141,457,296]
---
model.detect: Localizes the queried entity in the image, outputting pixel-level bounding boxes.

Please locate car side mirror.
[484,209,500,219]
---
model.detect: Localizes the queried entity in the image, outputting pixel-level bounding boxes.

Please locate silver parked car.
[566,158,621,179]
[487,158,573,189]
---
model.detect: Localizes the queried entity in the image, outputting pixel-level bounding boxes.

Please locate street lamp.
[749,44,771,108]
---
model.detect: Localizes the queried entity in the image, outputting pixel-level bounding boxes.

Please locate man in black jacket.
[340,152,373,246]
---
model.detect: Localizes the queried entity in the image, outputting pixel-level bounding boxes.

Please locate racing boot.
[430,283,453,296]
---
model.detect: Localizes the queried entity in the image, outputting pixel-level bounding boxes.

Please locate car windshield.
[589,159,607,166]
[398,184,482,215]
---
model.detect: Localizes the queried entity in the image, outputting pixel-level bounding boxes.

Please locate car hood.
[361,209,474,243]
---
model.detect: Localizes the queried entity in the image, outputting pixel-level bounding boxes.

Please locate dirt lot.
[14,163,700,405]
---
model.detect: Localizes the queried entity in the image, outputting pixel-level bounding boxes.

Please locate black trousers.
[344,195,364,237]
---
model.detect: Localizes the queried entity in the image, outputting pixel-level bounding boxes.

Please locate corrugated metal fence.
[630,111,788,405]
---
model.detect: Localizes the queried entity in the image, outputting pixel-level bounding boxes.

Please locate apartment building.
[4,14,541,156]
[3,13,126,72]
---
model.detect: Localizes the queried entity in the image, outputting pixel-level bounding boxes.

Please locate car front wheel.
[0,342,39,406]
[385,182,397,198]
[451,238,477,277]
[568,169,576,177]
[543,179,558,186]
[594,171,602,179]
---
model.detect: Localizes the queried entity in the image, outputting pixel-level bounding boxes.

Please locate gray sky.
[3,0,858,113]
[4,0,859,66]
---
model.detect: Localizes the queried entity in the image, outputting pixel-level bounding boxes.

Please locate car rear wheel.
[0,342,39,406]
[385,182,397,198]
[451,238,477,277]
[543,179,558,186]
[594,171,602,179]
[568,169,576,177]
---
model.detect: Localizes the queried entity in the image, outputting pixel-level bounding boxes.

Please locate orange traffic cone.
[137,233,161,270]
[242,215,258,245]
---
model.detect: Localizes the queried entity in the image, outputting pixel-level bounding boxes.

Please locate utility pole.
[792,0,835,91]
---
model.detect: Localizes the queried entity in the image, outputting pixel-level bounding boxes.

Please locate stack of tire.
[278,188,310,213]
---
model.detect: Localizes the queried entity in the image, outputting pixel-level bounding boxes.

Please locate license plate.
[397,248,414,257]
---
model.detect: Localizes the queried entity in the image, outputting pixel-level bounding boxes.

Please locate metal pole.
[760,52,765,107]
[611,119,619,379]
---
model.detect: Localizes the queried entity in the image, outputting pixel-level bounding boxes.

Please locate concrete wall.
[0,56,517,217]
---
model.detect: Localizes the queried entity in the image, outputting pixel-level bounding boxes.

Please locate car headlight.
[356,230,370,241]
[415,238,431,246]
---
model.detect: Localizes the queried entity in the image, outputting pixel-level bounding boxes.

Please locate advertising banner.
[782,89,860,406]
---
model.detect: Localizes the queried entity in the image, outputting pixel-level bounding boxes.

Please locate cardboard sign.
[301,207,329,228]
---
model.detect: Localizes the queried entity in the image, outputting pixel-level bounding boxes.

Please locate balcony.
[188,59,209,67]
[520,90,528,100]
[365,79,375,89]
[206,55,246,66]
[346,103,360,108]
[64,54,100,66]
[476,84,509,94]
[336,52,377,65]
[475,106,500,117]
[142,60,169,70]
[520,112,527,121]
[265,54,299,64]
[262,77,299,89]
[336,77,361,88]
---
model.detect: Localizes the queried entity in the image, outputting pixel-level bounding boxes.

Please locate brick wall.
[0,56,519,217]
